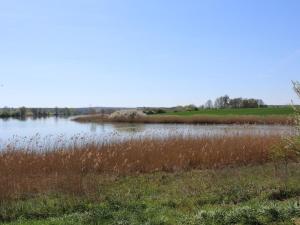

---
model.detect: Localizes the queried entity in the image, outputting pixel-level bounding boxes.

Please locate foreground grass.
[2,164,300,225]
[163,107,294,117]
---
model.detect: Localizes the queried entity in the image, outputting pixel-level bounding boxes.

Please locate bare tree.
[204,100,213,109]
[271,81,300,189]
[257,99,265,108]
[293,81,300,98]
[292,81,300,133]
[214,95,230,109]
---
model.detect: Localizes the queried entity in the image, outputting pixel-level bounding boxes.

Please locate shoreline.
[72,114,294,125]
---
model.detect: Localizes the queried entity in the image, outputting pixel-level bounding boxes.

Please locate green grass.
[2,163,300,225]
[162,107,294,117]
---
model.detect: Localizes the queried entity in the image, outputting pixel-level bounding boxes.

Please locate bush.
[156,109,166,114]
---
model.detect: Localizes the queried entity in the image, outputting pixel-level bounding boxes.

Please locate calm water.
[0,117,295,150]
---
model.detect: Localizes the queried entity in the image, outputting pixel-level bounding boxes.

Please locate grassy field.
[1,134,300,224]
[74,107,294,125]
[163,107,294,117]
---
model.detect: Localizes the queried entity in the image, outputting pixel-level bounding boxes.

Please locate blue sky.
[0,0,300,107]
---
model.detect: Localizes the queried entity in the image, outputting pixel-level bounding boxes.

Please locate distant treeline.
[141,95,267,115]
[0,107,72,118]
[0,107,130,119]
[206,95,266,109]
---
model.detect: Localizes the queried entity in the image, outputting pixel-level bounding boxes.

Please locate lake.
[0,117,295,150]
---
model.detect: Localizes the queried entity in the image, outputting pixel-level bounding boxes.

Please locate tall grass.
[0,134,282,200]
[73,114,292,125]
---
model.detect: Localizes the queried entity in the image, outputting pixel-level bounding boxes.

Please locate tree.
[1,107,10,118]
[214,95,230,109]
[292,81,300,134]
[229,98,243,108]
[294,81,300,98]
[156,108,166,114]
[19,107,27,118]
[214,98,222,109]
[257,99,265,108]
[204,100,213,109]
[31,108,38,117]
[37,108,43,117]
[101,109,105,117]
[89,107,97,115]
[54,107,59,117]
[271,81,300,189]
[214,96,266,109]
[63,108,71,116]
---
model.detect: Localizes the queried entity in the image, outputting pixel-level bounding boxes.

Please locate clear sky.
[0,0,300,107]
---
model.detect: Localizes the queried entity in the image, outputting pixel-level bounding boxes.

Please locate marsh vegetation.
[0,131,299,224]
[0,84,299,224]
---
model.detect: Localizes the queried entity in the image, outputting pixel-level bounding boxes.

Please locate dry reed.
[0,134,282,200]
[73,114,292,125]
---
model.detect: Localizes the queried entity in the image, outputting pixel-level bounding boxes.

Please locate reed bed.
[73,114,292,125]
[0,134,282,200]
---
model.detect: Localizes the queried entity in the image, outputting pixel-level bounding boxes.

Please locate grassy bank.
[73,107,294,125]
[1,135,299,224]
[1,164,300,225]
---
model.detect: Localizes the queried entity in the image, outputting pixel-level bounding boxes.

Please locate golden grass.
[0,134,282,200]
[73,114,292,125]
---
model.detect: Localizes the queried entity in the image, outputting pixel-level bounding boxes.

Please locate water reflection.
[90,123,97,132]
[111,123,146,133]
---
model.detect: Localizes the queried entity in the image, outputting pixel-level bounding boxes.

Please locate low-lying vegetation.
[1,132,299,224]
[74,114,293,125]
[1,164,300,225]
[0,134,288,201]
